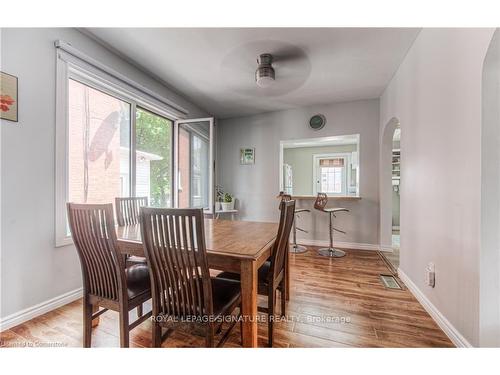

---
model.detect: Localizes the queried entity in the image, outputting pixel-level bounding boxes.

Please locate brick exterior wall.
[68,79,129,204]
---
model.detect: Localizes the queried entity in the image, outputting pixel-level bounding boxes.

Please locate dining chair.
[140,207,242,348]
[67,203,152,348]
[115,197,148,268]
[216,199,296,346]
[278,192,310,253]
[115,196,149,226]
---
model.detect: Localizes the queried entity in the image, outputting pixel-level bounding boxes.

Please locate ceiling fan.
[220,40,311,95]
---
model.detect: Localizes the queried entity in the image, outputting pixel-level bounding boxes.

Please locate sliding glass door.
[174,118,215,213]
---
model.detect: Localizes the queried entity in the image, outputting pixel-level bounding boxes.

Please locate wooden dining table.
[115,218,279,348]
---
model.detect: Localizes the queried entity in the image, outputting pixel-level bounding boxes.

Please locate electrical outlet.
[425,262,435,287]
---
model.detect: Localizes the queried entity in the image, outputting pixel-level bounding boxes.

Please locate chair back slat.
[270,200,296,282]
[67,203,124,301]
[314,193,328,211]
[115,197,148,226]
[141,208,212,319]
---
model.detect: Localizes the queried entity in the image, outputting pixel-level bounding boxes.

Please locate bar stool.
[313,193,349,258]
[278,192,310,254]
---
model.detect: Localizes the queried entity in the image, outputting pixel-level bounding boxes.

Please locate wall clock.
[309,114,326,130]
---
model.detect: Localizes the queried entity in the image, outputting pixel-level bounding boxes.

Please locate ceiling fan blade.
[272,46,308,64]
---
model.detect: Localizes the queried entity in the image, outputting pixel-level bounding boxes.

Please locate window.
[191,133,209,208]
[55,44,214,246]
[319,158,344,194]
[56,52,178,246]
[176,120,211,210]
[66,80,175,209]
[68,79,131,209]
[313,154,349,196]
[65,80,173,238]
[135,107,173,207]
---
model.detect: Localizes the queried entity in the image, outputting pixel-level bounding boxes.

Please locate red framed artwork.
[0,71,18,122]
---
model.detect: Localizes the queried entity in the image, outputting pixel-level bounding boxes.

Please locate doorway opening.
[379,117,401,274]
[387,127,401,270]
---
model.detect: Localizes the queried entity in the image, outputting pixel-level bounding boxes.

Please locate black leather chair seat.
[126,264,151,299]
[210,277,241,316]
[217,260,271,287]
[156,277,241,317]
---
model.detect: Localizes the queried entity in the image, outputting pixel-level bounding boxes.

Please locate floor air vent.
[379,274,402,290]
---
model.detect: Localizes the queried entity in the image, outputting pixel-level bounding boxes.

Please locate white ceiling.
[84,28,420,119]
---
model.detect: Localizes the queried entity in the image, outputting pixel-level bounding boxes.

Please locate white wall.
[480,28,500,347]
[0,28,207,322]
[380,28,495,347]
[218,99,380,247]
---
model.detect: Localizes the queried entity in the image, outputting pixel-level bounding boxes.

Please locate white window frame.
[312,153,352,196]
[55,46,183,247]
[173,117,215,214]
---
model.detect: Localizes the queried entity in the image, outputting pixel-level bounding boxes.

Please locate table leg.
[92,304,100,327]
[285,249,290,301]
[240,260,258,348]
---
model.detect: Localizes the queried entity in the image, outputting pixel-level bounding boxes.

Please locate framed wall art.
[0,71,18,122]
[240,147,255,165]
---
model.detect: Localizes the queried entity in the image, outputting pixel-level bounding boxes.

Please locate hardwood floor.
[0,247,453,348]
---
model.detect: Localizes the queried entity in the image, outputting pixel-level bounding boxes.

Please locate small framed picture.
[0,71,18,122]
[240,148,255,165]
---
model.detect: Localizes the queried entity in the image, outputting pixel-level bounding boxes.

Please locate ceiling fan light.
[255,53,275,87]
[256,72,275,87]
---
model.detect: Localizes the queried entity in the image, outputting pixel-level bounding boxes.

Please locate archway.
[480,28,500,347]
[379,117,401,271]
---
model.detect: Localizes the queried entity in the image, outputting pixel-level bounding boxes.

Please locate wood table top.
[116,219,279,261]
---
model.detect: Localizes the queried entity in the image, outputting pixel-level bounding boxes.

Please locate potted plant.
[220,192,234,211]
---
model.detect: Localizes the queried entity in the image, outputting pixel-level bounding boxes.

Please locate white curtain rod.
[54,40,189,116]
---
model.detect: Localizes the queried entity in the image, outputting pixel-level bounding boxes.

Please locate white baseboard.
[379,245,394,253]
[0,288,83,332]
[397,269,472,348]
[297,239,383,252]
